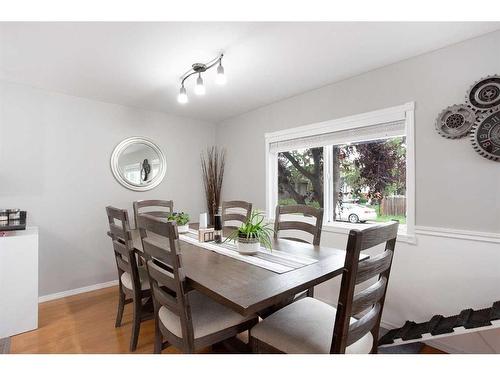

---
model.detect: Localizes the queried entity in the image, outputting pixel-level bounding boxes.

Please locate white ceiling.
[1,22,499,123]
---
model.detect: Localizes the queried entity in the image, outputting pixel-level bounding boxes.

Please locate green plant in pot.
[167,212,190,234]
[225,211,274,255]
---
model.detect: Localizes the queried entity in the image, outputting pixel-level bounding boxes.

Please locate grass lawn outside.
[374,214,406,224]
[277,199,407,224]
[372,204,406,224]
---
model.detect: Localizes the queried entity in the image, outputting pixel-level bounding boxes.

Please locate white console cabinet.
[0,227,38,338]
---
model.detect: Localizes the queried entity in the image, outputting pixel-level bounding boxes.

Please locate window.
[278,147,324,208]
[332,137,406,223]
[266,103,415,241]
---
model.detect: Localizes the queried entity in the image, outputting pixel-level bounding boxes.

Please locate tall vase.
[201,146,226,225]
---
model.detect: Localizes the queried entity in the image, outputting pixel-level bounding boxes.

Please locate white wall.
[215,31,500,352]
[0,81,216,297]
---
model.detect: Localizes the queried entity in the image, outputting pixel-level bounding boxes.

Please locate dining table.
[130,223,369,317]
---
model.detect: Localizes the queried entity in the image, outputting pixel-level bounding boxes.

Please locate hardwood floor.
[10,286,444,354]
[11,286,181,354]
[420,345,446,354]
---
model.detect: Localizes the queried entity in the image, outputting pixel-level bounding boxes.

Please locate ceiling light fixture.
[177,84,188,103]
[216,61,226,85]
[194,73,205,95]
[177,53,225,104]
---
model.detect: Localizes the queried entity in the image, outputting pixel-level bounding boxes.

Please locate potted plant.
[226,211,274,255]
[167,212,190,233]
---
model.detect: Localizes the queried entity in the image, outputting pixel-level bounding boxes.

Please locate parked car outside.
[336,202,377,223]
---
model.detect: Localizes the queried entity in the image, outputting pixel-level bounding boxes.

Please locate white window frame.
[265,102,416,244]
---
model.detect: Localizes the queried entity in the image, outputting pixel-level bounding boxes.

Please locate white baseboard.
[38,279,119,303]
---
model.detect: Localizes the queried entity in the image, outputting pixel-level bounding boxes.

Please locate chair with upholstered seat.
[274,204,323,298]
[221,200,252,235]
[250,221,399,354]
[133,199,173,228]
[106,206,153,352]
[137,213,258,353]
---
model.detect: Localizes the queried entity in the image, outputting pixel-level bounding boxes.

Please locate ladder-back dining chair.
[133,199,173,228]
[250,221,399,354]
[137,213,258,354]
[106,206,153,352]
[274,204,324,245]
[221,200,252,234]
[274,204,324,297]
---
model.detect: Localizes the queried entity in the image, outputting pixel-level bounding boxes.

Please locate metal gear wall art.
[466,75,500,111]
[435,104,476,139]
[470,105,500,161]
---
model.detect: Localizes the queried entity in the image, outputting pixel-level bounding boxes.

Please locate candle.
[214,214,222,231]
[214,212,222,243]
[199,213,208,229]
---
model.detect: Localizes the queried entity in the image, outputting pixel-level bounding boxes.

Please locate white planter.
[177,224,190,233]
[237,238,260,255]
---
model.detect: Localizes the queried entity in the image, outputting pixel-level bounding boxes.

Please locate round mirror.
[110,137,166,191]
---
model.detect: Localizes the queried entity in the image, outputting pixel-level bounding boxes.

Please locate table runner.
[179,230,317,274]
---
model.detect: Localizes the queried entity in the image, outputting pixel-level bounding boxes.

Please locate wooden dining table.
[129,224,369,317]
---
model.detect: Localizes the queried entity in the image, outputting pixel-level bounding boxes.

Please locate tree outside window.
[277,137,406,223]
[278,147,323,208]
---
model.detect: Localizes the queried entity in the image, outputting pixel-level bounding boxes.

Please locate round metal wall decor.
[110,136,167,191]
[470,105,500,161]
[435,104,476,139]
[466,75,500,111]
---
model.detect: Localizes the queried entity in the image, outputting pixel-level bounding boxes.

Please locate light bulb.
[194,73,205,95]
[216,63,226,85]
[177,85,188,104]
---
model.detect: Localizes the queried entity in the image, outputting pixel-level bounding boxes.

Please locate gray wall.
[216,30,500,233]
[214,31,500,352]
[0,81,216,296]
[1,30,499,351]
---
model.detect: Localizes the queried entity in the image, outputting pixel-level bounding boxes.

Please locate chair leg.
[249,335,258,353]
[129,298,142,352]
[115,289,125,328]
[154,319,163,354]
[306,287,314,297]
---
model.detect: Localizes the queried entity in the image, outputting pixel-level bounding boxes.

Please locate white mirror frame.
[110,136,167,191]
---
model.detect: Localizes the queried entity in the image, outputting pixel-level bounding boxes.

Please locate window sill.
[322,222,416,245]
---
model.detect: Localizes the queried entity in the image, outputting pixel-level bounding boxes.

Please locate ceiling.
[1,22,499,123]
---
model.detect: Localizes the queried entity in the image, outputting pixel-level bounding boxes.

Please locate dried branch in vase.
[201,146,226,225]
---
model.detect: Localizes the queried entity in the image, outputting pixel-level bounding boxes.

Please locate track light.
[194,73,206,95]
[177,53,225,104]
[177,85,188,104]
[216,62,226,85]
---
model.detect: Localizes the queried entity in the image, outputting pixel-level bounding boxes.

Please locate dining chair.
[136,213,258,354]
[274,204,324,297]
[133,199,173,228]
[105,206,153,352]
[250,221,399,354]
[221,200,252,234]
[274,204,324,245]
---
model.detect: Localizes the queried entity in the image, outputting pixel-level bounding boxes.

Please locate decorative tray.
[0,211,27,232]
